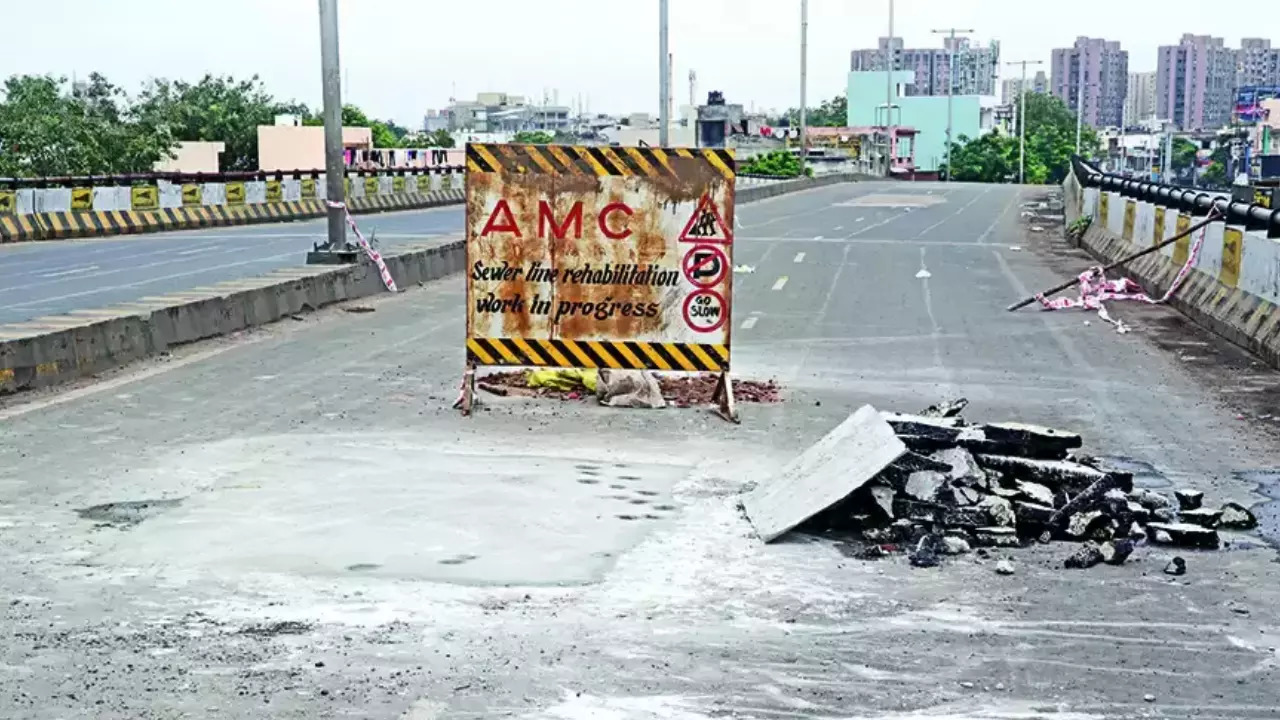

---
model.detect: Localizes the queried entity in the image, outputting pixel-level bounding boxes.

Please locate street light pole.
[1005,59,1044,184]
[659,0,670,146]
[933,27,974,181]
[799,0,808,175]
[884,0,895,176]
[316,0,347,258]
[1075,51,1085,155]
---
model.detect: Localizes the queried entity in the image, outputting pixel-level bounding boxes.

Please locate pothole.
[75,498,183,528]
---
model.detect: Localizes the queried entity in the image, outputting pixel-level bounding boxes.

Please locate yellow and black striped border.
[466,337,729,372]
[466,143,735,181]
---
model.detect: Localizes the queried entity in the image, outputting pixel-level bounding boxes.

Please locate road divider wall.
[0,168,464,244]
[1065,169,1280,368]
[0,172,862,396]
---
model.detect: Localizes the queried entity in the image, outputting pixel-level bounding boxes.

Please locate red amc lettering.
[480,199,522,237]
[597,202,633,240]
[538,200,583,239]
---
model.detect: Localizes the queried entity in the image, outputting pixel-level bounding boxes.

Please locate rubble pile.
[801,400,1258,570]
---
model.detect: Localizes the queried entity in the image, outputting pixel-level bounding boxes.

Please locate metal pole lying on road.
[1005,212,1220,312]
[313,0,349,262]
[659,0,670,147]
[799,0,808,176]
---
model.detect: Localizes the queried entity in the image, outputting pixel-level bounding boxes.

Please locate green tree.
[947,92,1098,183]
[787,94,848,127]
[1202,161,1226,186]
[1171,138,1199,170]
[426,129,455,148]
[739,150,807,177]
[513,130,555,144]
[132,74,299,171]
[0,73,175,177]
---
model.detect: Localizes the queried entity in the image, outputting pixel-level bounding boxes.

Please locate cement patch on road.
[840,193,948,208]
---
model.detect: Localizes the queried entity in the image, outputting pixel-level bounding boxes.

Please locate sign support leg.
[712,371,739,424]
[453,362,477,416]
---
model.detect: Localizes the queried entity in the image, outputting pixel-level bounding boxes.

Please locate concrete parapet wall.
[1071,182,1280,368]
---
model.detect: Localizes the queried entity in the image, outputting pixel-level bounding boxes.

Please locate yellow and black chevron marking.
[465,143,735,182]
[466,337,730,372]
[0,213,41,243]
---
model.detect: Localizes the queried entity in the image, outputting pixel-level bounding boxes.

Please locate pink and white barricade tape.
[326,200,398,292]
[1036,211,1219,333]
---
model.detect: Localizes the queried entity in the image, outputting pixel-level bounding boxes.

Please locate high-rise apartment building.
[851,36,1000,97]
[1156,34,1237,130]
[1050,37,1129,128]
[1124,71,1157,123]
[1000,70,1048,105]
[1238,38,1280,88]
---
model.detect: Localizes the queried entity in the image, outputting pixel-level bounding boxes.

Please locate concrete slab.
[742,405,905,542]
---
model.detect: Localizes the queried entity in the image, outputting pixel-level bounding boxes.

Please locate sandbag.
[596,369,666,409]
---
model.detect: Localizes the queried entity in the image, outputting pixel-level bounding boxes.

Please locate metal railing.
[1072,156,1280,236]
[0,165,466,189]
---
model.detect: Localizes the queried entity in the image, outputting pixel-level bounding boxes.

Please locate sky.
[3,0,1278,127]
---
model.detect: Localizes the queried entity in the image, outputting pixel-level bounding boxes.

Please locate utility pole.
[1005,59,1044,184]
[884,0,895,176]
[799,0,808,176]
[932,27,974,181]
[311,0,349,262]
[1075,51,1085,155]
[658,0,670,146]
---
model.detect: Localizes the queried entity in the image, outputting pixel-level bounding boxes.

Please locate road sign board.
[464,142,735,376]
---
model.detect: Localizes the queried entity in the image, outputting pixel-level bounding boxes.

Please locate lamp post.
[932,27,974,180]
[1005,59,1044,184]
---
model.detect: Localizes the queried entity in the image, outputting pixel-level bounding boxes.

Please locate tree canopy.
[786,94,847,128]
[944,92,1098,184]
[512,130,555,144]
[0,71,430,177]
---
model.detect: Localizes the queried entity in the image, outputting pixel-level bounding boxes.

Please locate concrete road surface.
[3,182,1279,719]
[0,205,463,325]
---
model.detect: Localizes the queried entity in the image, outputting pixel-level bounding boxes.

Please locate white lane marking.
[813,235,824,241]
[793,252,806,263]
[918,245,957,396]
[834,225,844,230]
[914,184,994,238]
[915,268,932,279]
[978,189,1024,244]
[855,217,865,222]
[176,245,224,256]
[771,276,789,291]
[740,316,759,330]
[39,265,99,278]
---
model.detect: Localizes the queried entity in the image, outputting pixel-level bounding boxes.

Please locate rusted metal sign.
[459,143,737,416]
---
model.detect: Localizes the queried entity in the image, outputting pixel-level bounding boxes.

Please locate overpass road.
[0,205,464,325]
[2,182,1279,718]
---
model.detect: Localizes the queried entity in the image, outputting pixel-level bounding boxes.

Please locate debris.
[1178,508,1222,528]
[869,485,896,519]
[1175,489,1204,511]
[1100,538,1135,565]
[978,496,1016,527]
[1064,543,1105,569]
[975,455,1108,490]
[994,559,1015,575]
[1064,510,1105,539]
[1164,557,1186,575]
[1143,694,1156,703]
[973,527,1020,548]
[344,305,376,313]
[733,264,756,274]
[941,536,971,555]
[1218,502,1258,530]
[595,369,665,409]
[909,534,943,568]
[529,368,598,393]
[1146,522,1220,549]
[921,398,969,418]
[1015,480,1055,506]
[904,471,947,503]
[743,405,906,542]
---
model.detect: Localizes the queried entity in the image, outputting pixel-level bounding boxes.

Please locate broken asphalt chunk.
[973,527,1020,548]
[1013,501,1055,530]
[1175,489,1204,511]
[1064,542,1105,569]
[1099,538,1135,565]
[1177,508,1221,528]
[978,496,1016,527]
[1218,502,1258,530]
[1164,556,1187,575]
[920,397,969,418]
[903,471,947,503]
[975,455,1110,491]
[1015,480,1055,507]
[1146,522,1220,549]
[743,405,905,542]
[979,422,1083,456]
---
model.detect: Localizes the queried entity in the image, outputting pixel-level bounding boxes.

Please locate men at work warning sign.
[464,143,735,374]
